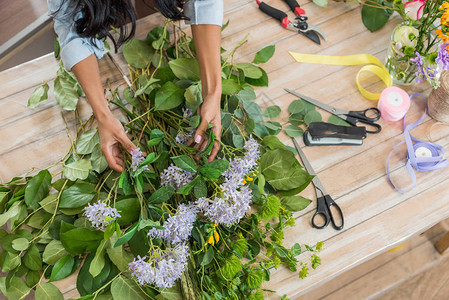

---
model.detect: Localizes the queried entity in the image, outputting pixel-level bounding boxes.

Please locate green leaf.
[222,78,242,95]
[304,110,322,126]
[23,244,42,271]
[35,282,64,300]
[236,63,263,79]
[0,202,21,227]
[115,197,140,226]
[264,105,281,118]
[284,125,304,138]
[59,182,96,209]
[237,86,257,101]
[263,136,286,150]
[201,247,214,266]
[253,45,276,64]
[147,186,174,205]
[281,196,312,211]
[199,159,230,178]
[135,78,160,96]
[50,255,75,282]
[27,83,49,108]
[194,177,207,198]
[168,58,200,81]
[39,193,58,214]
[185,83,202,109]
[114,221,139,248]
[327,115,351,126]
[63,159,92,181]
[177,175,200,195]
[3,251,21,272]
[91,144,109,173]
[60,226,104,255]
[12,237,29,251]
[233,135,244,147]
[289,113,304,126]
[123,39,153,68]
[313,0,328,7]
[160,285,183,300]
[361,1,392,32]
[123,87,139,107]
[155,81,184,111]
[76,129,100,155]
[0,277,30,300]
[25,270,40,288]
[77,253,114,296]
[273,243,289,258]
[24,169,51,210]
[268,167,312,191]
[242,101,264,123]
[43,240,70,265]
[54,76,79,111]
[171,155,197,173]
[106,235,134,272]
[54,37,61,58]
[288,99,305,114]
[110,276,149,300]
[245,67,268,87]
[89,239,109,278]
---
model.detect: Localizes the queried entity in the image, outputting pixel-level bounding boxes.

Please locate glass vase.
[385,23,418,86]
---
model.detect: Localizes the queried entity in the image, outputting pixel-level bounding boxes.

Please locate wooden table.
[1,0,449,299]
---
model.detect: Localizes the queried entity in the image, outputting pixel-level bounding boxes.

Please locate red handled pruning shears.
[256,0,327,45]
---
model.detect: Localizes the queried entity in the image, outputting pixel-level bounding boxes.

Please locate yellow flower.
[442,2,449,10]
[214,231,219,243]
[242,179,247,184]
[246,176,253,181]
[437,29,448,43]
[208,236,214,245]
[214,223,218,227]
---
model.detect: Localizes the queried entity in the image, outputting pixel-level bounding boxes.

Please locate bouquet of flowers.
[335,0,449,86]
[0,22,322,300]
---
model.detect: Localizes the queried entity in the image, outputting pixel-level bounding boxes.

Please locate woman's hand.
[96,112,137,172]
[193,94,222,162]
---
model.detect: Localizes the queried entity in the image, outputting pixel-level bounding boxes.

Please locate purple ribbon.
[387,93,449,193]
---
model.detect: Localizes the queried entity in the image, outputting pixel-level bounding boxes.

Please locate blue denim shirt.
[47,0,224,70]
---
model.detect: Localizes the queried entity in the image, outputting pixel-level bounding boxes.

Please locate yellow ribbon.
[289,52,393,101]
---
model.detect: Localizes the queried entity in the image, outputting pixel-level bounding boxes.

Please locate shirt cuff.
[184,0,224,27]
[61,37,105,71]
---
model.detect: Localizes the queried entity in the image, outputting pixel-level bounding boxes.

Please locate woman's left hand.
[193,94,222,162]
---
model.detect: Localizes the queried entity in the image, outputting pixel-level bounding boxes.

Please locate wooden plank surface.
[1,0,449,299]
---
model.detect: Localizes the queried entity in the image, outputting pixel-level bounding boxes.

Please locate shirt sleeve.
[47,0,104,71]
[183,0,224,27]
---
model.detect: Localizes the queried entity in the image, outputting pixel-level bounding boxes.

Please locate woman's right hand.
[96,112,137,173]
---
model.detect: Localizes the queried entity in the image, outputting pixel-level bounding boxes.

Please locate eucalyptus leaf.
[0,277,30,300]
[35,282,64,300]
[313,0,328,7]
[23,244,42,271]
[91,144,109,173]
[63,159,92,181]
[27,83,49,108]
[242,101,264,123]
[76,129,99,155]
[43,240,70,265]
[284,125,304,138]
[169,58,200,81]
[253,45,275,64]
[327,115,351,126]
[236,63,263,79]
[155,81,184,111]
[123,39,153,68]
[24,169,51,210]
[54,76,79,111]
[288,99,305,114]
[3,252,21,272]
[245,67,268,87]
[110,276,149,300]
[304,110,322,126]
[222,78,241,95]
[59,182,96,209]
[12,237,29,251]
[50,255,75,282]
[264,105,281,118]
[237,86,257,101]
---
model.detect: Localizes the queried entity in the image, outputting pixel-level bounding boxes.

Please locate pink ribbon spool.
[378,86,411,121]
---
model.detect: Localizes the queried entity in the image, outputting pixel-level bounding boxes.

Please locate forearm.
[191,24,222,100]
[71,54,112,120]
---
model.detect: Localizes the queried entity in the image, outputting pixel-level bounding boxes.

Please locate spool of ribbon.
[289,52,393,101]
[386,93,449,193]
[377,86,411,121]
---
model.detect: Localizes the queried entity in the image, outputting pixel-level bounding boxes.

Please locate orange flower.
[437,29,448,43]
[442,2,449,10]
[214,231,219,243]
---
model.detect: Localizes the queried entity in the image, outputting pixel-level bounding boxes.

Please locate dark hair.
[55,0,186,52]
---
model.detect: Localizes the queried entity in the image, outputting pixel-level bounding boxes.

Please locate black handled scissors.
[285,88,382,134]
[292,137,344,230]
[256,0,327,45]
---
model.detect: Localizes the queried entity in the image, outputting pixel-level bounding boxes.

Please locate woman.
[47,0,223,172]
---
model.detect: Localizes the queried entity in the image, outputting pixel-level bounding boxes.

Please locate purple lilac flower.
[160,164,194,190]
[182,108,193,118]
[175,130,194,144]
[128,243,189,288]
[436,43,449,70]
[196,136,259,226]
[83,200,121,230]
[148,204,197,244]
[130,147,148,172]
